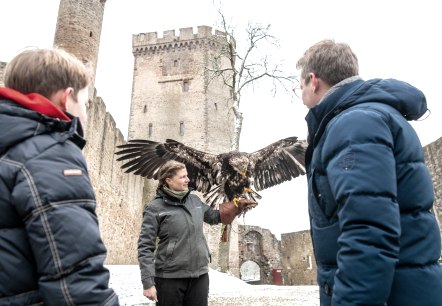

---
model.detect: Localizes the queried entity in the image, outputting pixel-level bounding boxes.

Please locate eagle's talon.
[233,197,239,207]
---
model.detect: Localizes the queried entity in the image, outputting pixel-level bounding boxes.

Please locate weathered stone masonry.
[424,137,442,237]
[1,0,441,285]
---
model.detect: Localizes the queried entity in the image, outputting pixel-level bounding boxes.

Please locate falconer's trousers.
[155,273,209,306]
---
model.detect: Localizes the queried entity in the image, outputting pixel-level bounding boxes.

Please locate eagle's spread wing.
[115,136,307,208]
[115,139,221,193]
[248,136,307,191]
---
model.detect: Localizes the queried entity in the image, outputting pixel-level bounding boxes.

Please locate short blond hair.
[4,48,90,100]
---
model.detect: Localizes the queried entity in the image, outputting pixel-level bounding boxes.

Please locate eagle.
[115,136,307,208]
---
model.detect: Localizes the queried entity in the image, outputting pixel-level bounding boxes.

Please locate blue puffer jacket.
[0,92,119,305]
[305,78,442,306]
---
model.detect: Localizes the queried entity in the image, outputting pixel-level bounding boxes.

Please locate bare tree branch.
[202,7,297,150]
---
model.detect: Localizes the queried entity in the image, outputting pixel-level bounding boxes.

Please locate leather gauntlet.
[219,199,257,225]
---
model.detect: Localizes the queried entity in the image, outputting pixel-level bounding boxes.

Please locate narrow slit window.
[148,123,153,138]
[307,255,312,270]
[183,81,189,92]
[179,121,184,136]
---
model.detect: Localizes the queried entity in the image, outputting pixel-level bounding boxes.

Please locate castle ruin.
[0,0,441,286]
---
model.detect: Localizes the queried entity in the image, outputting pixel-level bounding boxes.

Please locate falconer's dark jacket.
[0,87,119,306]
[305,77,442,306]
[138,189,220,289]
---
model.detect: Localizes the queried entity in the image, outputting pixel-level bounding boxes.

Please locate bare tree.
[202,7,298,274]
[205,9,297,151]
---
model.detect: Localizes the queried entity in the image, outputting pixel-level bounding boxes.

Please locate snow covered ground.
[107,265,319,306]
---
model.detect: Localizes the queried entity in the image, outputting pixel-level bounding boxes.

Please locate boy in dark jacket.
[0,48,119,305]
[296,39,442,305]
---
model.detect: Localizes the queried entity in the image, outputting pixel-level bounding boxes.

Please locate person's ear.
[310,73,319,93]
[49,87,73,111]
[60,87,74,110]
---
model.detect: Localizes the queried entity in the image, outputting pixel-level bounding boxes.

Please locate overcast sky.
[1,0,441,237]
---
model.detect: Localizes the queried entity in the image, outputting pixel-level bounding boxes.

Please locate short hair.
[4,48,91,100]
[296,39,359,86]
[158,160,186,187]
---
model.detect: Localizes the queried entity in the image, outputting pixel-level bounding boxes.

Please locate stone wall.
[424,136,442,237]
[238,225,283,284]
[226,226,311,286]
[281,230,317,285]
[83,94,145,264]
[0,61,6,86]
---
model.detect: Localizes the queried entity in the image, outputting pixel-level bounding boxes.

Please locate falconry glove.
[219,198,258,225]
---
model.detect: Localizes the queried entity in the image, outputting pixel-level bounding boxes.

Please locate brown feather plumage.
[115,137,307,208]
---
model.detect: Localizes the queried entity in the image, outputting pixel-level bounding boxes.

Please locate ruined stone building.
[1,0,441,286]
[236,224,316,286]
[238,225,283,284]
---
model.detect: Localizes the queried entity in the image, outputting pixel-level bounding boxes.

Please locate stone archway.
[240,260,261,283]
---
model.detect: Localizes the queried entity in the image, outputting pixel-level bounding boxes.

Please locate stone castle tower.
[129,26,234,147]
[129,26,239,274]
[54,0,106,86]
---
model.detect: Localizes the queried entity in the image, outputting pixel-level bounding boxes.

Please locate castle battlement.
[132,25,227,55]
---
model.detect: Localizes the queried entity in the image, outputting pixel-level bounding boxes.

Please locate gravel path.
[107,265,319,306]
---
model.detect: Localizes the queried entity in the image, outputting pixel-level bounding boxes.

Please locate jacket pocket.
[311,221,340,266]
[165,240,177,266]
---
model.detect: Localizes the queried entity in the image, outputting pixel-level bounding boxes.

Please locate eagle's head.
[229,154,250,177]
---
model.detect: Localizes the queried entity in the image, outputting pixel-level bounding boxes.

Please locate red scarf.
[0,87,71,121]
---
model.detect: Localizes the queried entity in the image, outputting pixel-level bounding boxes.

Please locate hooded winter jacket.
[138,189,220,289]
[0,87,119,305]
[305,78,442,306]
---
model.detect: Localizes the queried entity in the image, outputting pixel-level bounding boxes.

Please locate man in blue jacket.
[296,39,442,305]
[0,48,119,305]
